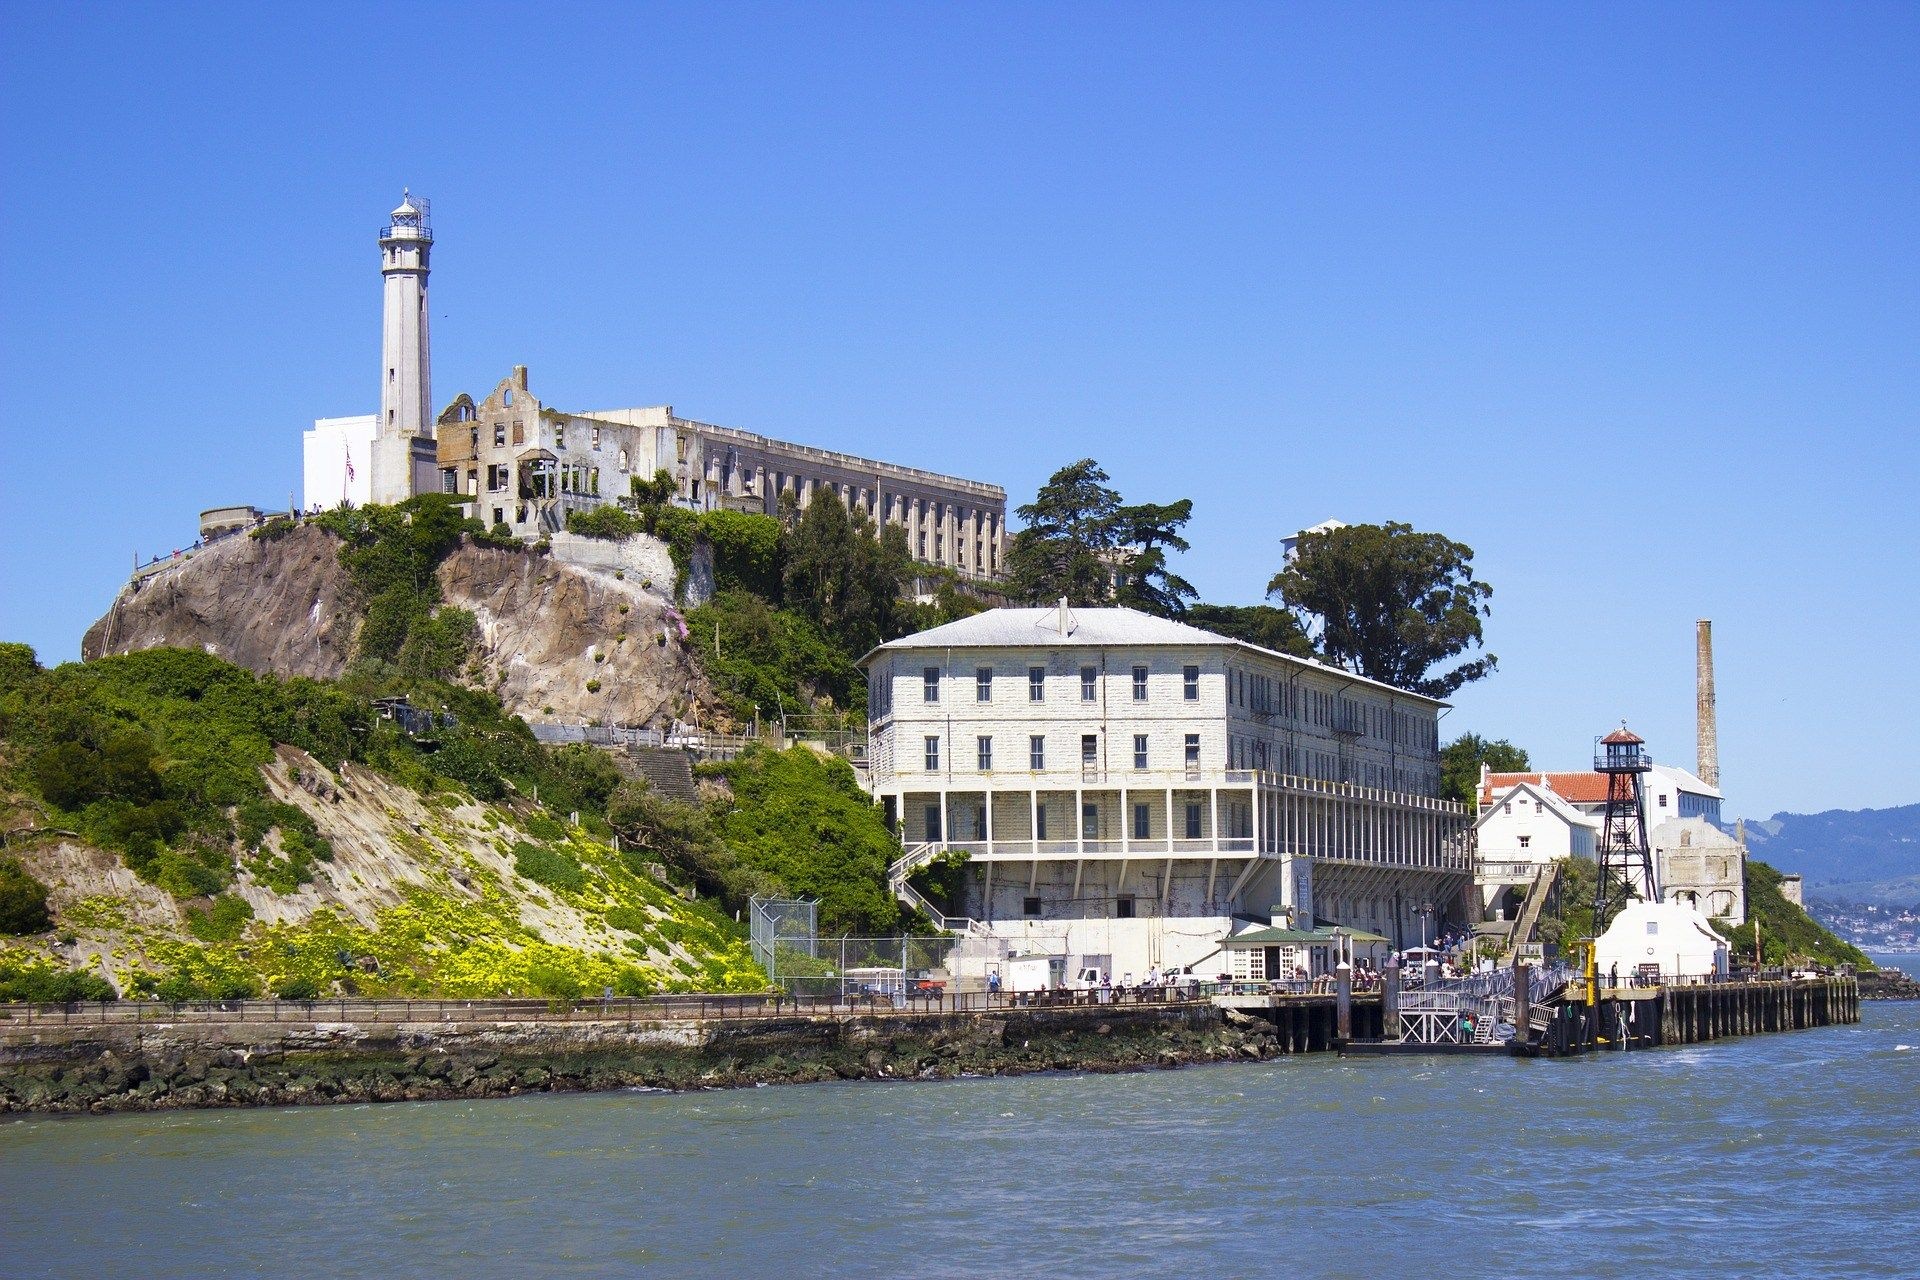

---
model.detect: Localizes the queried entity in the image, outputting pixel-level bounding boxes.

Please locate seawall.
[0,1003,1291,1115]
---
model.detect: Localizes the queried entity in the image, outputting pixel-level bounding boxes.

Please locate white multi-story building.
[1471,779,1599,920]
[861,603,1471,978]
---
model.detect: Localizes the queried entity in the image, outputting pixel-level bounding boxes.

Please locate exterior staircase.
[887,842,985,935]
[623,745,700,805]
[1501,861,1559,963]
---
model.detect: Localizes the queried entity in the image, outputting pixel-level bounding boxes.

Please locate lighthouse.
[371,190,434,504]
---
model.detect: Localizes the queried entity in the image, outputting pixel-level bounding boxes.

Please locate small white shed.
[1595,900,1729,982]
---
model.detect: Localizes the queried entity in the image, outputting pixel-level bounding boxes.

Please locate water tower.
[1593,724,1656,924]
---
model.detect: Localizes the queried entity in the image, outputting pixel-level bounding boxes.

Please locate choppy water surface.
[3,1003,1917,1279]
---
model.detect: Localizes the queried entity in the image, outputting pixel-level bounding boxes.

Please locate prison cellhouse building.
[861,603,1472,981]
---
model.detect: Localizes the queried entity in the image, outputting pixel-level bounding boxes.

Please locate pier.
[1334,964,1860,1058]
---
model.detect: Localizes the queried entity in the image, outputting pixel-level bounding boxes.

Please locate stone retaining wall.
[0,1004,1287,1114]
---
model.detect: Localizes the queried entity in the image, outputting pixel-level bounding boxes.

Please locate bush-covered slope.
[0,644,764,999]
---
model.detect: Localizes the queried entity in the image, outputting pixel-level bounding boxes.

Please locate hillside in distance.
[1740,803,1920,905]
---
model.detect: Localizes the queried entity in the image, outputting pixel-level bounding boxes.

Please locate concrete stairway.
[1501,862,1560,963]
[622,745,700,805]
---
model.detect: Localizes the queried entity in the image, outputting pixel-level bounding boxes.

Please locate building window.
[1115,894,1135,919]
[1132,665,1148,701]
[924,736,940,771]
[492,507,504,527]
[503,387,513,407]
[1133,804,1150,840]
[1023,896,1042,917]
[1081,734,1097,767]
[976,667,993,701]
[487,464,509,491]
[1185,803,1203,840]
[493,424,506,447]
[1184,734,1200,768]
[1029,735,1045,770]
[440,468,457,494]
[1183,665,1200,700]
[1082,803,1098,839]
[977,736,993,771]
[923,667,940,702]
[925,805,942,842]
[1133,734,1148,770]
[591,426,602,450]
[1658,793,1669,808]
[1028,666,1045,702]
[1518,835,1532,849]
[1080,666,1097,700]
[1035,805,1048,840]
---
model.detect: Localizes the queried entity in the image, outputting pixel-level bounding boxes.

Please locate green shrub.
[709,746,901,935]
[185,894,255,943]
[0,953,115,1003]
[0,857,53,934]
[513,842,584,893]
[605,905,651,934]
[273,974,322,1000]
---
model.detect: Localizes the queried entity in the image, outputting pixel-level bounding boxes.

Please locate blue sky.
[1,3,1914,816]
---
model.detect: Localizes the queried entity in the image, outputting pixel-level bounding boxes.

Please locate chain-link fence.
[749,897,1077,1000]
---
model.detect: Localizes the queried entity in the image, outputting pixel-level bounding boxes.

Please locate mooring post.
[1383,956,1401,1041]
[1512,957,1531,1049]
[1335,963,1352,1043]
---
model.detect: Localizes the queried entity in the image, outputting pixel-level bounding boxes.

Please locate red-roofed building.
[1479,771,1611,808]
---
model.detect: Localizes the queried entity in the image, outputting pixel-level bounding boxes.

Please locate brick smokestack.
[1696,619,1719,789]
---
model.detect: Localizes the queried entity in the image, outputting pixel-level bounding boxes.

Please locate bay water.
[3,1001,1916,1278]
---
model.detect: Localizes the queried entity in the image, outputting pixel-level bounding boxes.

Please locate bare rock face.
[81,527,713,728]
[438,541,711,727]
[82,525,357,679]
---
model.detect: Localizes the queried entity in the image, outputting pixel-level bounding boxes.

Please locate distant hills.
[1737,804,1920,906]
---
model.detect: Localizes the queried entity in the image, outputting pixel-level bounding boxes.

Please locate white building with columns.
[862,604,1471,979]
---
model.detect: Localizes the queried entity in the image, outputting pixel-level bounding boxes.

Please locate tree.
[780,490,907,657]
[1005,460,1196,614]
[1268,521,1496,697]
[1439,733,1530,807]
[1004,459,1121,605]
[1111,499,1196,617]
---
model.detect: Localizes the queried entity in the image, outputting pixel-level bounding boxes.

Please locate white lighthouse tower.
[370,190,434,503]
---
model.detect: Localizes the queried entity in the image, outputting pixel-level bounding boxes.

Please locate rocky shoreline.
[0,1005,1288,1115]
[1859,967,1920,1001]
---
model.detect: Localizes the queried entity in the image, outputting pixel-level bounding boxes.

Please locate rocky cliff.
[82,525,714,727]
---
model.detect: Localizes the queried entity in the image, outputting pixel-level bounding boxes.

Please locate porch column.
[1120,786,1130,855]
[1164,786,1174,853]
[1031,790,1039,858]
[1210,787,1221,855]
[984,786,994,856]
[1076,786,1085,856]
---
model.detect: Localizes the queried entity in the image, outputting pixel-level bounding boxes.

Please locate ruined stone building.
[434,367,1005,579]
[303,193,1005,579]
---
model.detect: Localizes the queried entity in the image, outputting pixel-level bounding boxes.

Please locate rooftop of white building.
[861,605,1447,705]
[1472,779,1601,833]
